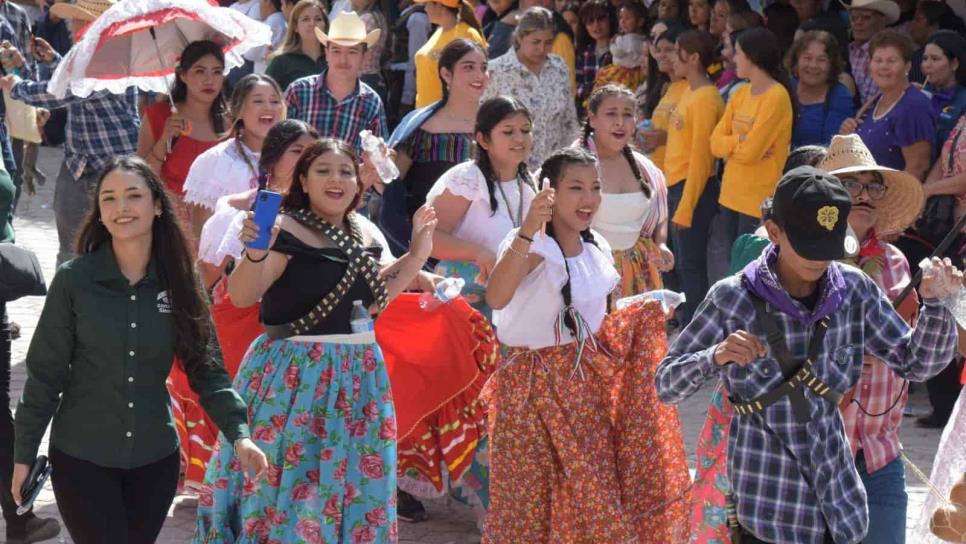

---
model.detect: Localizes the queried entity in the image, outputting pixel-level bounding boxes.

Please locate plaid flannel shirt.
[11,79,139,180]
[841,242,914,473]
[849,41,878,105]
[575,45,612,105]
[1,1,33,63]
[656,260,956,544]
[285,70,387,156]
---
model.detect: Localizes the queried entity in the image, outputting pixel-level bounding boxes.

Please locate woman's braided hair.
[474,96,536,215]
[582,84,651,199]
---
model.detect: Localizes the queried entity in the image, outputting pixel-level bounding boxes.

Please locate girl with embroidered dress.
[379,38,488,257]
[165,120,319,493]
[426,95,537,319]
[183,74,286,240]
[581,84,672,299]
[482,146,691,543]
[194,138,437,543]
[138,41,228,217]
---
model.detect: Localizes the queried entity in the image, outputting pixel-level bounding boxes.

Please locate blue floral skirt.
[194,332,398,544]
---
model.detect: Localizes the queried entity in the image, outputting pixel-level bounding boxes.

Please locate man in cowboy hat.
[848,0,900,103]
[821,133,925,544]
[284,10,387,156]
[0,0,139,267]
[657,163,961,543]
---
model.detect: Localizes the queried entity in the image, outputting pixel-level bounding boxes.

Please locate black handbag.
[916,195,958,247]
[0,243,46,303]
[17,455,51,515]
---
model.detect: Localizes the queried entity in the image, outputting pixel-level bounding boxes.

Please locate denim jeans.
[856,453,907,544]
[708,206,761,284]
[666,178,719,325]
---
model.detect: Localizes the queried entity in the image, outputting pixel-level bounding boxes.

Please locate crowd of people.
[0,0,965,542]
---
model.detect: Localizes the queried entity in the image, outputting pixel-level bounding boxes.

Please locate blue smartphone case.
[246,190,283,250]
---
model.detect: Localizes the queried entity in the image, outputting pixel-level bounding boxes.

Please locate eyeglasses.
[842,178,888,200]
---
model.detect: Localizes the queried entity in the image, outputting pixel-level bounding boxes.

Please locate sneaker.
[397,490,428,523]
[6,516,60,544]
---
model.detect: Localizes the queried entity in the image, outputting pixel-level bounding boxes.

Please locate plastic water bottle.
[360,130,399,183]
[419,277,466,311]
[919,258,966,328]
[350,300,374,333]
[615,289,686,314]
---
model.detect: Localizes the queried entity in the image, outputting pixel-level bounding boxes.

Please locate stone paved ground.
[0,146,949,543]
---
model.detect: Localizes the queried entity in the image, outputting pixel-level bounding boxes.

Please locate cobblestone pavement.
[0,147,949,543]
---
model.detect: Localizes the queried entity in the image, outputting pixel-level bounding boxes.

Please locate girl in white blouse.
[427,96,537,318]
[582,84,672,299]
[183,74,285,239]
[483,146,691,543]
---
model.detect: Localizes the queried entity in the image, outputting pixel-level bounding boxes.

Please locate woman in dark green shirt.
[265,0,328,91]
[11,156,267,544]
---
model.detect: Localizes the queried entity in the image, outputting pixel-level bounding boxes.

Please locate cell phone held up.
[246,190,283,251]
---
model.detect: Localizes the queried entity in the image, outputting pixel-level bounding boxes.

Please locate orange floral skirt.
[612,237,664,299]
[482,301,691,543]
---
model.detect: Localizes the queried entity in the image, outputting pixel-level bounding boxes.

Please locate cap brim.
[785,225,849,261]
[50,3,97,21]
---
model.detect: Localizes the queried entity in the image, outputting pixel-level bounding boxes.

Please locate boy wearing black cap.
[656,166,961,544]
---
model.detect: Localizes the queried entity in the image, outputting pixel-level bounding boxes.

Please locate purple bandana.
[741,244,846,324]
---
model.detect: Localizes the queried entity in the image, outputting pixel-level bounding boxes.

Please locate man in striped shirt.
[657,165,960,544]
[284,11,388,156]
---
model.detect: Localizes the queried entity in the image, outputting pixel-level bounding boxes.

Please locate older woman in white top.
[481,6,579,171]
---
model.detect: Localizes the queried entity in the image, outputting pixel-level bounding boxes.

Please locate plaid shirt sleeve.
[862,284,956,382]
[10,77,77,110]
[370,96,388,141]
[285,82,303,123]
[656,284,729,404]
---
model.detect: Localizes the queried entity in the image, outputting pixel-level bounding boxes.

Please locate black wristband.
[245,250,269,263]
[517,233,534,243]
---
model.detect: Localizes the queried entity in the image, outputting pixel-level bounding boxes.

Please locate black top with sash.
[260,210,388,339]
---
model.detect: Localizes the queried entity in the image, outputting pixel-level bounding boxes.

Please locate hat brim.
[315,27,382,48]
[414,0,461,6]
[827,164,924,236]
[50,2,98,21]
[847,0,900,24]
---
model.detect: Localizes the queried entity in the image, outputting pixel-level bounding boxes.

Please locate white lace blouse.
[492,228,620,349]
[183,138,261,212]
[426,161,536,255]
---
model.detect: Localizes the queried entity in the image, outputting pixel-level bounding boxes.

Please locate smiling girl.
[266,0,328,91]
[483,146,690,543]
[195,138,436,543]
[183,74,286,240]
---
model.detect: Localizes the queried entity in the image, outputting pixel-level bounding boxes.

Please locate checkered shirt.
[656,260,956,544]
[849,41,879,104]
[285,70,387,156]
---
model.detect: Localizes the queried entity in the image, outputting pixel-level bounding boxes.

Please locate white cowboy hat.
[846,0,901,25]
[50,0,116,22]
[314,11,381,48]
[820,134,924,235]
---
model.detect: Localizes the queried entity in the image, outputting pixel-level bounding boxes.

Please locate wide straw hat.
[819,134,924,236]
[846,0,901,24]
[314,11,381,48]
[50,0,117,22]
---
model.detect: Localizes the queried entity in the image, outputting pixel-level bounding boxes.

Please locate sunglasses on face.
[842,178,888,200]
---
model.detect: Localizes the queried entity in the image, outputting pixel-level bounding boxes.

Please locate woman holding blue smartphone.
[195,138,436,543]
[12,156,267,544]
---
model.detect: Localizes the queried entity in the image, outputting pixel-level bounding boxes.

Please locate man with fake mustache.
[821,134,927,544]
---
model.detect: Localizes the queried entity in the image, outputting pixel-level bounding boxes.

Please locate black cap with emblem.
[771,166,853,261]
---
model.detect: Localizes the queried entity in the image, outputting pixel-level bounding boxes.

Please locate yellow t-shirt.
[710,83,792,218]
[551,33,576,95]
[648,79,688,173]
[664,84,725,228]
[414,23,487,108]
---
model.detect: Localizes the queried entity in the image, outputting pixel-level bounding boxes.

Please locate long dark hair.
[448,0,484,36]
[438,38,487,106]
[76,156,216,383]
[582,84,651,198]
[576,0,617,51]
[736,27,797,130]
[539,147,601,339]
[283,138,365,216]
[259,120,320,180]
[643,23,685,118]
[473,96,535,214]
[228,73,285,177]
[171,40,228,135]
[927,30,966,87]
